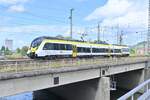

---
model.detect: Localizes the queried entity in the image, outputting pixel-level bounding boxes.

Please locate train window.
[86,48,91,53]
[92,48,108,53]
[77,47,91,53]
[113,49,121,53]
[66,44,72,50]
[105,49,109,53]
[122,48,129,52]
[52,43,72,50]
[43,43,54,50]
[60,44,65,50]
[77,47,82,52]
[54,43,59,50]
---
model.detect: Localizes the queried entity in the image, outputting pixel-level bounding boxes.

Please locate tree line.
[0,46,28,56]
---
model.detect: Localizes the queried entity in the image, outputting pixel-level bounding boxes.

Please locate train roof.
[33,36,128,47]
[34,36,109,44]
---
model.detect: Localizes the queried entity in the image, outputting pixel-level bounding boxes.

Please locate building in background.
[131,41,147,56]
[5,39,13,51]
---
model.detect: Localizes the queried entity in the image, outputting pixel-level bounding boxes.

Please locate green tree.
[21,46,28,56]
[16,48,21,54]
[130,48,136,55]
[5,47,12,55]
[1,46,5,52]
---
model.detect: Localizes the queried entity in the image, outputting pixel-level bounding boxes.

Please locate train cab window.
[31,38,43,48]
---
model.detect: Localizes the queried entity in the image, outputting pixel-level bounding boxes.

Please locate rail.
[117,79,150,100]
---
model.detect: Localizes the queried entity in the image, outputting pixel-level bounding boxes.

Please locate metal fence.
[118,79,150,100]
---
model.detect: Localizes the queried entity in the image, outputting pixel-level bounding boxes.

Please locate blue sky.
[0,0,148,49]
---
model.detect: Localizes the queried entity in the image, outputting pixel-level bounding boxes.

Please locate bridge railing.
[0,57,148,74]
[117,79,150,100]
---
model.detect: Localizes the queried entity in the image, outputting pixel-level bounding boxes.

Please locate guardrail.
[118,79,150,100]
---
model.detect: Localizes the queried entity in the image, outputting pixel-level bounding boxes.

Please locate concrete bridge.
[0,57,150,100]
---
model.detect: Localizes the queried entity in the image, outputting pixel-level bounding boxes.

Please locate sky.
[0,0,148,49]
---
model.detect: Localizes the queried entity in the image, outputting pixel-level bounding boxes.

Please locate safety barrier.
[118,79,150,100]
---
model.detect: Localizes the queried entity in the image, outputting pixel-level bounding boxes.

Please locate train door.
[72,45,77,57]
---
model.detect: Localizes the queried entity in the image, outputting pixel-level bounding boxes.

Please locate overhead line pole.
[69,8,74,39]
[117,24,120,45]
[147,0,150,55]
[97,23,100,43]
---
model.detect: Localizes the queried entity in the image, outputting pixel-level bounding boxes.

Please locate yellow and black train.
[27,36,130,59]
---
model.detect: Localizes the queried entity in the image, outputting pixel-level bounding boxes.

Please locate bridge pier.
[95,77,110,100]
[33,77,110,100]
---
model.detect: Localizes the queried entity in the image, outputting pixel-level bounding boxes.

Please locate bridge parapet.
[0,57,149,80]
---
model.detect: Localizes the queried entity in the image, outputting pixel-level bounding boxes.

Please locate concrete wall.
[33,77,110,100]
[0,69,100,97]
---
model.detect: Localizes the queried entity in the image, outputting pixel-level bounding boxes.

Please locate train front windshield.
[31,38,43,48]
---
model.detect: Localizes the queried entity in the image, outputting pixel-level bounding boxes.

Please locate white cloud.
[102,11,147,29]
[0,0,30,13]
[8,5,26,12]
[85,0,148,29]
[85,0,132,20]
[0,0,29,5]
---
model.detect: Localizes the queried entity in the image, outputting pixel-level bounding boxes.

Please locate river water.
[0,92,33,100]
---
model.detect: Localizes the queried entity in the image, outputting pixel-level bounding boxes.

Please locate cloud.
[0,0,29,5]
[85,0,132,20]
[85,0,148,29]
[8,5,26,12]
[0,0,30,13]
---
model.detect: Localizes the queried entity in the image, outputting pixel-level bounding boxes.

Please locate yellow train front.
[27,36,130,59]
